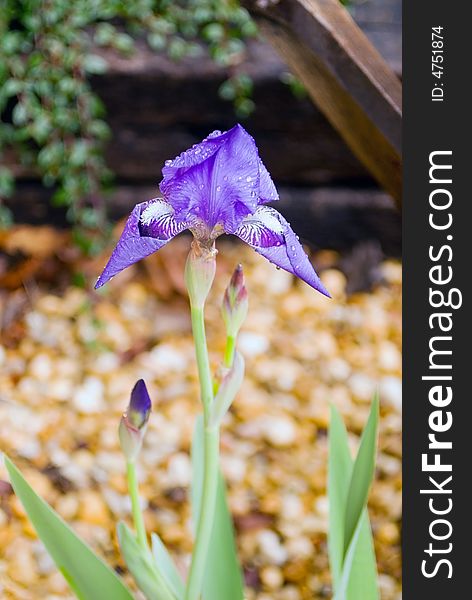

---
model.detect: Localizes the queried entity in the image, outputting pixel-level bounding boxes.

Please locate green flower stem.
[224,334,236,368]
[126,460,148,550]
[185,306,220,600]
[190,307,214,413]
[186,426,220,600]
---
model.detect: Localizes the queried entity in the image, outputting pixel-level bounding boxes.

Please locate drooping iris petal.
[257,159,279,204]
[234,206,330,297]
[160,125,262,231]
[95,199,186,289]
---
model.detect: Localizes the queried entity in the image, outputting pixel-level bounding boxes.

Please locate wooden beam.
[243,0,402,207]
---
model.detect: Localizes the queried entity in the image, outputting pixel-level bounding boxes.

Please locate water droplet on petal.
[165,160,172,166]
[246,176,252,182]
[291,245,296,251]
[216,185,221,192]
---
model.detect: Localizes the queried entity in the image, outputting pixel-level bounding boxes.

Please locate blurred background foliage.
[0,0,258,252]
[0,0,353,252]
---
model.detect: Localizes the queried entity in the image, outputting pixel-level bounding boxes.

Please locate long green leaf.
[328,406,352,587]
[151,532,185,599]
[345,511,378,599]
[118,522,175,600]
[190,417,244,600]
[343,393,379,556]
[328,403,379,599]
[5,456,133,600]
[202,473,244,600]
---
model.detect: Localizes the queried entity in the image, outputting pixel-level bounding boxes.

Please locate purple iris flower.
[95,124,329,296]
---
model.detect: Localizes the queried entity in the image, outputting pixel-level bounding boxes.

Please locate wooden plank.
[242,0,402,206]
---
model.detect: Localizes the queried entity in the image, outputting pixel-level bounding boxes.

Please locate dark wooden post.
[243,0,402,207]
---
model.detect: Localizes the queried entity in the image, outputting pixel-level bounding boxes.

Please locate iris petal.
[235,207,330,296]
[258,159,279,204]
[160,125,261,231]
[94,199,187,289]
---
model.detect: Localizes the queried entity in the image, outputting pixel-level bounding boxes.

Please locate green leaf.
[151,533,185,599]
[328,402,379,600]
[4,456,133,600]
[202,474,244,600]
[345,511,378,599]
[83,54,108,74]
[343,393,379,555]
[190,417,244,600]
[328,406,352,587]
[118,522,176,600]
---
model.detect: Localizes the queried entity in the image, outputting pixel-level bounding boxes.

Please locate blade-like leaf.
[4,456,133,600]
[190,417,244,600]
[334,509,378,600]
[328,403,379,599]
[345,511,379,600]
[328,405,352,587]
[343,393,379,556]
[202,474,244,600]
[118,522,176,600]
[334,513,363,600]
[151,532,185,599]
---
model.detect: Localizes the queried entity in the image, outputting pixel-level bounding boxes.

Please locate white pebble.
[93,353,120,373]
[221,455,246,483]
[73,377,105,413]
[281,494,304,520]
[263,416,297,447]
[378,341,401,371]
[265,269,293,295]
[349,373,375,402]
[49,378,74,402]
[238,332,270,357]
[18,439,41,460]
[257,530,288,565]
[166,453,192,487]
[380,376,402,412]
[286,536,314,559]
[29,353,53,381]
[314,495,329,517]
[328,358,351,381]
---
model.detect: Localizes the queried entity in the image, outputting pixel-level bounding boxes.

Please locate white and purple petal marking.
[95,199,186,288]
[235,207,330,297]
[139,199,187,239]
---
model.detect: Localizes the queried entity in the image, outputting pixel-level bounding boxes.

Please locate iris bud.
[221,264,248,338]
[119,379,152,462]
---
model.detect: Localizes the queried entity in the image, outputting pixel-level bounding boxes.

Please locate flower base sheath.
[95,124,329,297]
